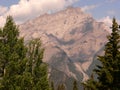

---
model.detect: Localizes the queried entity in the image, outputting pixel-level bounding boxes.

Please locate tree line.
[0,16,119,90]
[83,18,120,90]
[0,16,49,90]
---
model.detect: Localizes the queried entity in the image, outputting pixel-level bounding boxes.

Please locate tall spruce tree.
[83,18,120,90]
[0,16,27,89]
[0,16,50,90]
[50,82,54,90]
[57,84,66,90]
[73,80,78,90]
[22,39,49,90]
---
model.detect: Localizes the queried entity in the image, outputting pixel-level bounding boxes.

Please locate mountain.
[19,7,109,90]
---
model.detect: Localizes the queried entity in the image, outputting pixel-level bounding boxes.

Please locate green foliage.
[83,18,120,90]
[73,80,78,90]
[0,16,27,90]
[57,84,66,90]
[50,82,54,90]
[0,16,50,90]
[24,39,49,90]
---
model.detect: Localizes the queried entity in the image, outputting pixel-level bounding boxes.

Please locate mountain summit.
[19,7,109,90]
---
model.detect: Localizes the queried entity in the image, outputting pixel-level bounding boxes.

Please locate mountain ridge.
[19,7,109,90]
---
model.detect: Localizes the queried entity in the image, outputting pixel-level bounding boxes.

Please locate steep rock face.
[19,7,109,89]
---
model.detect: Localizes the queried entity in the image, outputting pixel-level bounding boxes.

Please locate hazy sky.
[0,0,119,27]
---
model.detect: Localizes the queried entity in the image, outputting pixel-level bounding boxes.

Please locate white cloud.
[98,16,112,33]
[0,16,6,27]
[98,16,112,26]
[0,6,8,15]
[0,0,78,27]
[98,16,120,26]
[98,16,120,33]
[81,5,98,12]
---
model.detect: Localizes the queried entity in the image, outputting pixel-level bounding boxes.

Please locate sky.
[0,0,119,27]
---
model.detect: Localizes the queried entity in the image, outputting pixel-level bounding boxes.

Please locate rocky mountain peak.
[62,6,82,14]
[19,7,109,90]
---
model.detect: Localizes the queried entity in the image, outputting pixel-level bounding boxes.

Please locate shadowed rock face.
[19,7,109,90]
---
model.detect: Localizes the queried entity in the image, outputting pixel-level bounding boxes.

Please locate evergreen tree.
[21,39,49,90]
[83,18,120,90]
[50,82,54,90]
[0,16,27,89]
[0,16,50,90]
[73,80,78,90]
[82,73,98,90]
[57,84,66,90]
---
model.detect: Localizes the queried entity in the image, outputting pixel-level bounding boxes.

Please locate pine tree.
[0,16,50,90]
[82,73,99,90]
[21,39,49,90]
[83,18,120,90]
[73,80,78,90]
[51,82,54,90]
[57,84,66,90]
[0,16,27,89]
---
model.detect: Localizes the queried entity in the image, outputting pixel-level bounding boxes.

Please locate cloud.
[98,16,120,26]
[0,6,8,15]
[81,5,98,12]
[0,16,6,27]
[98,16,112,27]
[98,16,112,32]
[0,0,78,27]
[98,16,120,33]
